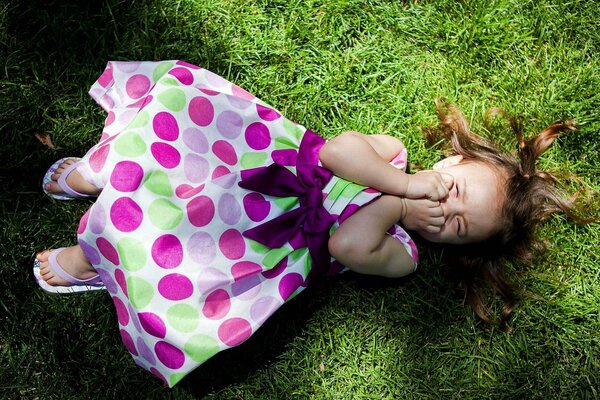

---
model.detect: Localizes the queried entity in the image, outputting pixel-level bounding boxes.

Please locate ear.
[432,155,463,170]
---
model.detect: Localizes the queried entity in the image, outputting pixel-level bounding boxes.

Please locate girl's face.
[417,156,505,245]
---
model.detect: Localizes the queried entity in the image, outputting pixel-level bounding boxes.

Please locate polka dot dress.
[78,61,419,387]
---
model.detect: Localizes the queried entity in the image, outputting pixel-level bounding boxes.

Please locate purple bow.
[238,163,335,277]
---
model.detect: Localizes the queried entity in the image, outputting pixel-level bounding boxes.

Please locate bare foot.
[45,159,101,196]
[36,245,98,286]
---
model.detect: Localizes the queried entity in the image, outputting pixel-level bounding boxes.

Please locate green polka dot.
[157,88,186,112]
[304,254,312,276]
[340,182,366,198]
[127,277,154,308]
[167,304,199,333]
[148,199,183,230]
[274,136,299,149]
[161,77,180,86]
[240,152,268,169]
[262,247,290,269]
[127,111,149,129]
[274,196,298,211]
[184,334,220,363]
[117,237,147,271]
[290,247,308,262]
[114,131,147,157]
[169,373,187,387]
[248,239,270,254]
[283,118,304,141]
[143,171,173,196]
[153,61,175,81]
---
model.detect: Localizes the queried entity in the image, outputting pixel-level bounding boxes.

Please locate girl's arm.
[319,131,452,200]
[328,194,416,278]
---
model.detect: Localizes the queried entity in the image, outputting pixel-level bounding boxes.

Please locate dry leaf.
[35,133,55,149]
[319,363,325,372]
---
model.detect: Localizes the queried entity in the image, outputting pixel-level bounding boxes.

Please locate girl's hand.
[400,198,445,233]
[404,171,453,200]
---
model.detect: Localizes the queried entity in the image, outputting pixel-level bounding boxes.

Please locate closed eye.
[456,218,461,235]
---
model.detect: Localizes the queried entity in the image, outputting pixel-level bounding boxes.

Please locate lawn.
[0,0,598,398]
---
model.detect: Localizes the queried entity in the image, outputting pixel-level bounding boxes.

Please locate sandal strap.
[48,248,103,286]
[57,162,96,198]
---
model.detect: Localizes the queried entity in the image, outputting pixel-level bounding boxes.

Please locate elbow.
[328,231,373,272]
[318,131,359,168]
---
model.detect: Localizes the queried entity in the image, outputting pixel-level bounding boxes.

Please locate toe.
[45,181,63,194]
[36,250,51,262]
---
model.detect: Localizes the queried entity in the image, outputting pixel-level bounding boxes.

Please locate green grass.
[1,0,599,398]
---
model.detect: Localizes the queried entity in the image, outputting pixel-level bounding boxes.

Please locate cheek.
[415,229,443,243]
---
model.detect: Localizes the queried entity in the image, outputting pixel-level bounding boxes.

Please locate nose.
[440,195,460,221]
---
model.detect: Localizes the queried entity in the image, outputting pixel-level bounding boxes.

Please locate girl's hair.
[422,99,596,329]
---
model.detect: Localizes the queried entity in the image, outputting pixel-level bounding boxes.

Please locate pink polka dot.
[231,261,262,281]
[197,268,229,294]
[126,74,151,99]
[150,368,167,385]
[158,273,194,300]
[250,296,280,324]
[175,183,205,199]
[110,197,143,232]
[256,104,281,121]
[176,60,201,69]
[100,94,115,110]
[127,95,152,109]
[278,273,304,300]
[187,231,216,265]
[120,329,138,356]
[271,149,298,166]
[78,239,100,266]
[155,341,185,369]
[204,70,228,87]
[168,67,194,85]
[77,208,90,234]
[113,296,130,325]
[219,229,245,260]
[115,269,128,297]
[231,84,255,100]
[110,161,144,192]
[184,154,209,183]
[97,64,113,87]
[211,165,230,180]
[151,142,181,169]
[151,235,183,269]
[153,112,179,141]
[216,111,243,139]
[137,337,156,365]
[243,193,270,222]
[199,87,220,96]
[105,111,115,126]
[218,193,241,225]
[139,312,166,338]
[89,144,110,173]
[232,276,261,300]
[188,96,214,127]
[182,127,208,153]
[99,132,110,141]
[262,257,287,279]
[89,203,106,234]
[118,109,137,125]
[212,169,236,189]
[245,122,271,150]
[218,318,252,347]
[202,289,231,319]
[96,237,120,265]
[212,141,238,165]
[186,195,215,227]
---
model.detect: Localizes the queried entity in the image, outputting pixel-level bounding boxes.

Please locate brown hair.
[422,99,597,329]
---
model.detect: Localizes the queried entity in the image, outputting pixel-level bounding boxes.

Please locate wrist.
[398,173,411,196]
[399,197,408,223]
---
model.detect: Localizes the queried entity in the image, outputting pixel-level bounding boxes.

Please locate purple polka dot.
[151,142,181,169]
[184,154,209,183]
[126,74,151,99]
[256,104,281,121]
[182,128,208,153]
[188,231,216,265]
[243,193,270,222]
[187,196,215,227]
[152,235,183,269]
[211,165,231,180]
[110,197,143,232]
[105,111,115,126]
[96,237,120,265]
[168,67,194,85]
[129,304,142,332]
[100,94,115,110]
[216,111,243,139]
[218,318,252,347]
[153,112,179,141]
[212,170,236,189]
[204,70,228,87]
[139,312,166,338]
[245,122,271,150]
[338,204,360,224]
[120,329,138,356]
[212,141,238,165]
[89,144,110,173]
[202,289,231,319]
[77,208,90,234]
[231,84,255,100]
[197,268,229,294]
[262,257,287,279]
[116,61,141,72]
[176,60,201,69]
[271,149,298,166]
[155,341,185,369]
[218,193,241,225]
[158,273,194,300]
[278,273,304,300]
[188,96,214,127]
[115,269,128,297]
[231,276,261,300]
[92,269,115,294]
[97,64,113,87]
[113,296,129,325]
[89,203,106,234]
[137,337,156,365]
[118,109,137,125]
[78,239,101,266]
[227,95,251,110]
[110,161,144,192]
[231,261,262,281]
[250,296,280,324]
[150,368,167,385]
[219,229,245,260]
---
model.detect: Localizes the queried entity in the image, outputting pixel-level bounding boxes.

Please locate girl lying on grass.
[33,61,594,387]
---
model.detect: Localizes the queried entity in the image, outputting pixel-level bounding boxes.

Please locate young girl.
[33,61,588,387]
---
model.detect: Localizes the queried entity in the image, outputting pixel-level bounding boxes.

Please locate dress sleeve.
[387,224,419,271]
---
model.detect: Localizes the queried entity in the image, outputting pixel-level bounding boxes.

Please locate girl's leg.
[45,159,102,196]
[36,245,98,286]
